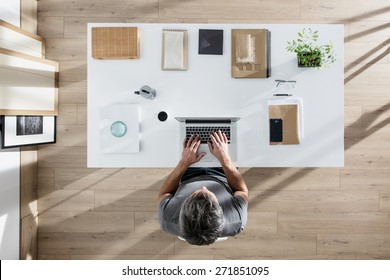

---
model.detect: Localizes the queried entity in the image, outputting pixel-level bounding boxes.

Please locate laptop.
[175,117,240,162]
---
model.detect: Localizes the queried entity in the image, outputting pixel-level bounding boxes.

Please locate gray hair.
[179,191,224,245]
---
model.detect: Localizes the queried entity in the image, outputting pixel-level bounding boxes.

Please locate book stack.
[231,29,271,78]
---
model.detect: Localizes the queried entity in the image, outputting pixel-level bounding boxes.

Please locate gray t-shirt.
[159,175,247,237]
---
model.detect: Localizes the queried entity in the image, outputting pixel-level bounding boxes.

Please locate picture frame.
[0,115,56,149]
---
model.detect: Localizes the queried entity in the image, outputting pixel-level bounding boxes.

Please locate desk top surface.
[87,23,344,168]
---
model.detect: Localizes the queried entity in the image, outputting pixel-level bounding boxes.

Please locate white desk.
[87,23,344,168]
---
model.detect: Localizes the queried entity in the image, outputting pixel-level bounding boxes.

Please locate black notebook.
[198,29,223,55]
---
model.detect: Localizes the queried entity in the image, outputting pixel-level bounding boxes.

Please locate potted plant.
[286,28,336,68]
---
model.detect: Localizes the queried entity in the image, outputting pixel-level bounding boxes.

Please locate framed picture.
[0,116,56,149]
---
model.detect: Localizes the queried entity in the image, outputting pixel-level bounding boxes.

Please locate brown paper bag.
[269,104,300,145]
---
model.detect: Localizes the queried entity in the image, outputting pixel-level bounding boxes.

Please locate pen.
[274,94,292,96]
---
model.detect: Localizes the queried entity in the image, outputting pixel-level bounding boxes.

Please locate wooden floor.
[36,0,390,260]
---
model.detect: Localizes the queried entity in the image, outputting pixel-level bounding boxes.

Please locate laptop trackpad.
[198,145,216,162]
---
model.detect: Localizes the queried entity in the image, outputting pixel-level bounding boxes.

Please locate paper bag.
[269,104,300,145]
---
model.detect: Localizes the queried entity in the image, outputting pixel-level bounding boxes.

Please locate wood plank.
[341,169,390,191]
[38,0,159,18]
[345,148,390,169]
[380,192,390,212]
[20,146,38,219]
[362,104,390,128]
[345,85,390,107]
[54,168,123,190]
[301,0,390,21]
[344,106,362,127]
[37,167,55,190]
[77,104,87,124]
[59,81,87,104]
[38,232,174,255]
[95,189,157,212]
[64,17,128,38]
[55,124,87,147]
[37,16,64,39]
[64,17,207,38]
[356,254,390,260]
[57,104,77,125]
[39,211,135,233]
[318,234,390,258]
[38,255,71,260]
[44,38,86,60]
[20,213,38,260]
[38,189,94,212]
[215,254,356,260]
[249,191,379,212]
[71,254,211,260]
[54,168,169,190]
[59,61,87,82]
[278,212,390,234]
[349,21,390,42]
[346,64,390,85]
[160,0,301,20]
[345,126,390,150]
[174,233,316,257]
[242,212,277,234]
[345,41,389,65]
[241,168,340,191]
[37,146,87,168]
[134,211,160,233]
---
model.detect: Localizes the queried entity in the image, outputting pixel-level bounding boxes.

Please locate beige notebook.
[269,104,300,145]
[162,29,188,70]
[91,27,139,59]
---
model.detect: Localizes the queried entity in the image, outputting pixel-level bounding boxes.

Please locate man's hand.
[180,135,205,168]
[208,130,231,165]
[158,135,205,202]
[208,130,248,203]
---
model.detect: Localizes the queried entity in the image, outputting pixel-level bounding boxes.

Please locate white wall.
[0,137,20,260]
[0,0,21,27]
[0,0,21,260]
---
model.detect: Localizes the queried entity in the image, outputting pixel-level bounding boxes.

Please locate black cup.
[158,111,168,122]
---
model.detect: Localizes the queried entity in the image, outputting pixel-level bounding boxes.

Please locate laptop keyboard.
[186,126,231,144]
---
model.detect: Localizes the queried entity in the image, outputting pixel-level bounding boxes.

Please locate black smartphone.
[270,118,283,142]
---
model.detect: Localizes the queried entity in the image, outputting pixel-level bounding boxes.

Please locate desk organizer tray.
[91,27,139,59]
[99,104,139,153]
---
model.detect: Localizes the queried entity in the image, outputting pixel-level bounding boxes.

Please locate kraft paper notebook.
[91,27,139,59]
[231,29,270,78]
[162,29,188,70]
[269,104,300,145]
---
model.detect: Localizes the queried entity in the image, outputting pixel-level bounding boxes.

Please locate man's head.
[179,186,224,246]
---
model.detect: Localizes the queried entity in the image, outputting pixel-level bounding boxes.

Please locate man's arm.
[208,130,249,203]
[157,135,205,202]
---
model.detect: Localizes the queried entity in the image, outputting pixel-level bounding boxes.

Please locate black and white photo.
[16,116,43,136]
